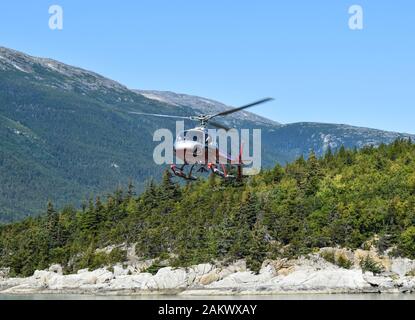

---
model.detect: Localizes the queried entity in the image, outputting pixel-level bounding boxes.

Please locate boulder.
[109,274,153,290]
[277,267,296,277]
[218,260,246,279]
[207,271,258,289]
[0,268,10,279]
[199,272,220,286]
[77,268,89,274]
[391,258,415,277]
[113,264,129,277]
[48,264,63,275]
[189,263,215,277]
[277,268,370,292]
[363,273,396,290]
[143,267,190,290]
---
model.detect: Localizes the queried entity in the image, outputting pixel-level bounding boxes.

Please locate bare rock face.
[276,268,371,292]
[48,264,63,275]
[1,251,415,295]
[0,268,10,279]
[144,267,190,290]
[391,258,415,277]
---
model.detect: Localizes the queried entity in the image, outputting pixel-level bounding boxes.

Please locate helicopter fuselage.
[173,127,235,165]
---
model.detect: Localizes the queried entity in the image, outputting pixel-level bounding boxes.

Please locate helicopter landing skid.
[208,163,235,180]
[170,165,197,181]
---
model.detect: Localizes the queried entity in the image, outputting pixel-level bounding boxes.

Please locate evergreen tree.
[160,169,180,200]
[302,150,322,195]
[46,201,60,249]
[127,180,136,199]
[238,191,260,230]
[247,222,268,273]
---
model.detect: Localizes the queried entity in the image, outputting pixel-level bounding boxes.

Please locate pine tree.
[127,180,136,199]
[160,169,180,200]
[247,222,268,273]
[324,146,334,164]
[238,191,259,230]
[46,201,60,249]
[302,150,322,195]
[81,199,99,237]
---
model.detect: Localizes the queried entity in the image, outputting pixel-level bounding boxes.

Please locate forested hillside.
[1,46,413,222]
[1,139,415,277]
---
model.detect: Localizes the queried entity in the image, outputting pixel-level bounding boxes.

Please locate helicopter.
[129,97,274,180]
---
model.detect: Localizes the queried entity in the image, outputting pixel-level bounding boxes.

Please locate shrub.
[406,269,415,277]
[144,261,164,275]
[320,250,352,269]
[359,256,384,274]
[337,254,353,269]
[320,250,336,264]
[108,248,127,265]
[246,257,263,274]
[399,227,415,259]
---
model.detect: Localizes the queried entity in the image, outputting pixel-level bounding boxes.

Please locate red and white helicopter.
[130,98,273,180]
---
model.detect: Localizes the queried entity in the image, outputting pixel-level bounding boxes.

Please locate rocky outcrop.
[1,250,415,296]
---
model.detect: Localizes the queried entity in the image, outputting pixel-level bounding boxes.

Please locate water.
[1,293,415,300]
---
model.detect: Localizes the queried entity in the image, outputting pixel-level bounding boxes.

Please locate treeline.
[1,139,415,277]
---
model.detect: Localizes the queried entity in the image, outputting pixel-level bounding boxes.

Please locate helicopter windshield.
[177,130,205,143]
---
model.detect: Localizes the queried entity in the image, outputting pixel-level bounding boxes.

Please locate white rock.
[144,267,190,290]
[113,265,129,277]
[109,274,153,290]
[218,260,246,279]
[207,272,258,289]
[391,258,415,277]
[259,264,277,277]
[198,271,220,286]
[0,268,10,279]
[275,268,370,292]
[48,264,63,275]
[189,263,214,277]
[77,268,89,274]
[363,274,395,290]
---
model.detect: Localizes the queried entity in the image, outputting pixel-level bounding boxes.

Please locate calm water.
[1,293,415,300]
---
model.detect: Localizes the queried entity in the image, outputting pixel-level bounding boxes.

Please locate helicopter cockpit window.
[176,131,187,142]
[182,130,204,143]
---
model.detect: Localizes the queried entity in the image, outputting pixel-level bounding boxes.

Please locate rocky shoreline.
[1,248,415,296]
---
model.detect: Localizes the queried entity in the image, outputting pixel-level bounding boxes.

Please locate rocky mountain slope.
[134,89,280,127]
[0,46,413,221]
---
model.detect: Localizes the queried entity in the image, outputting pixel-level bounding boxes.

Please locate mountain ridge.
[0,45,414,221]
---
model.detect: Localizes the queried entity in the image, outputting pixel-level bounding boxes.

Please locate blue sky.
[1,1,414,133]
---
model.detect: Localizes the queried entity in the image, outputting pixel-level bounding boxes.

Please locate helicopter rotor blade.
[208,97,274,120]
[209,120,231,131]
[128,112,195,121]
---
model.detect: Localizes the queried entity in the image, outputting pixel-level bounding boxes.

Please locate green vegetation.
[320,251,353,269]
[1,57,413,222]
[1,139,415,277]
[359,256,384,274]
[337,255,353,270]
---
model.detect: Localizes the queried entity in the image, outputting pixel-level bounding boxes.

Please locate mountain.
[0,46,413,222]
[134,90,279,127]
